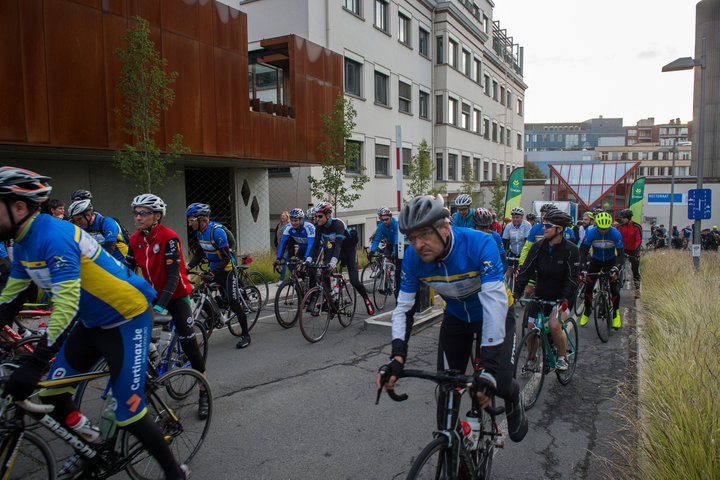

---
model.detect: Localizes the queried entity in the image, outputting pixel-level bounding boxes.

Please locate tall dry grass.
[616,250,720,479]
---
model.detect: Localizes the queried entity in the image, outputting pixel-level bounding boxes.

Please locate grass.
[613,250,720,479]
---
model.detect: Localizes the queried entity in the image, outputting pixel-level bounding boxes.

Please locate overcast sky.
[491,0,698,126]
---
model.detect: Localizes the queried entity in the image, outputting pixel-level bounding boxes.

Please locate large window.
[344,57,362,97]
[419,91,429,119]
[461,103,470,130]
[419,28,429,57]
[399,81,411,113]
[375,144,389,176]
[374,0,388,32]
[374,71,388,106]
[436,153,444,180]
[448,154,457,180]
[398,13,410,45]
[435,95,443,124]
[473,109,481,133]
[249,62,286,114]
[402,148,411,177]
[346,140,363,174]
[343,0,360,15]
[462,49,471,76]
[448,39,458,68]
[448,97,458,126]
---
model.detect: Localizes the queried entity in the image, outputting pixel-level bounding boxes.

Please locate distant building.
[595,143,692,178]
[524,150,595,177]
[524,116,625,152]
[625,117,692,146]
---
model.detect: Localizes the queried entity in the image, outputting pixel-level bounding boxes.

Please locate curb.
[364,295,444,330]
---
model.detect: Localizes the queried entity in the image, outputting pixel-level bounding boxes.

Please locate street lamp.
[662,37,706,270]
[656,142,678,247]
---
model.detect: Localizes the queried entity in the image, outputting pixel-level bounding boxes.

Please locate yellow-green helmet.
[595,212,612,229]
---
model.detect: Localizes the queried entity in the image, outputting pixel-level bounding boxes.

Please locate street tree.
[524,160,547,179]
[457,158,483,206]
[405,139,433,201]
[308,93,369,213]
[489,176,506,216]
[113,16,189,192]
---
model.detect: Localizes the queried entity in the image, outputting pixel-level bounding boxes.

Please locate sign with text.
[647,193,686,205]
[688,189,711,220]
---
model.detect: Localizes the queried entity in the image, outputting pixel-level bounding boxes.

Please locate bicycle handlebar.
[517,298,563,306]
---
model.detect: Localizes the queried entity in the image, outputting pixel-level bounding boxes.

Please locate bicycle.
[237,255,269,309]
[360,247,383,284]
[273,258,311,329]
[189,271,262,336]
[376,368,504,480]
[150,313,208,377]
[587,270,615,343]
[0,360,212,479]
[298,264,356,343]
[514,298,579,410]
[372,254,396,311]
[505,255,521,295]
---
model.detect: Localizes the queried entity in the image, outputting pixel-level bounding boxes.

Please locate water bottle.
[331,284,340,300]
[99,395,117,440]
[66,411,100,443]
[462,410,481,450]
[157,328,172,356]
[37,323,48,336]
[148,342,160,364]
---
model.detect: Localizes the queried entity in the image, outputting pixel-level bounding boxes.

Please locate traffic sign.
[688,188,712,220]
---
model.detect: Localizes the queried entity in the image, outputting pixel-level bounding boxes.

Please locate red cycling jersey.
[617,221,643,252]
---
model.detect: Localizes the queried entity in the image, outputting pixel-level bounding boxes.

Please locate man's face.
[290,218,302,228]
[457,206,470,217]
[619,217,630,225]
[542,223,560,239]
[134,208,158,230]
[187,216,199,231]
[316,212,329,226]
[380,215,392,226]
[51,206,64,219]
[582,216,591,227]
[71,211,91,228]
[408,222,449,262]
[511,214,522,226]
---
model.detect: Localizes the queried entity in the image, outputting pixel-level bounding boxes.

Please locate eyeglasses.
[133,210,154,217]
[542,223,560,230]
[381,217,391,222]
[316,214,325,219]
[407,228,435,244]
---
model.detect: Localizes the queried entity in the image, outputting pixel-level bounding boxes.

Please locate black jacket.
[514,237,580,305]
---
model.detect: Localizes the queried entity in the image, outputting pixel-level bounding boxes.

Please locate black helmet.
[540,203,557,214]
[472,208,493,228]
[526,213,537,221]
[619,209,633,220]
[398,195,449,234]
[71,189,92,201]
[543,209,573,228]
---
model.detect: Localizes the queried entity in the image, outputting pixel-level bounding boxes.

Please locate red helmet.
[315,202,332,215]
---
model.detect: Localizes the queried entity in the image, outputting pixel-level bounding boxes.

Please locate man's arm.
[560,245,580,302]
[155,238,182,310]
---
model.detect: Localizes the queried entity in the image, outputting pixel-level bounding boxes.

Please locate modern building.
[594,143,692,178]
[624,117,691,146]
[232,0,527,241]
[523,116,625,152]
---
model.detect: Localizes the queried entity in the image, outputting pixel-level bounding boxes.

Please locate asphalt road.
[185,281,636,479]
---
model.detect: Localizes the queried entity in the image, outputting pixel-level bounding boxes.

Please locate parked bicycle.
[514,298,578,410]
[377,368,504,480]
[274,258,311,329]
[298,264,356,343]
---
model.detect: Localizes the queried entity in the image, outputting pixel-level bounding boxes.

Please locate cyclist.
[578,212,594,244]
[681,224,692,249]
[502,206,531,276]
[526,212,537,226]
[125,194,209,419]
[513,209,579,371]
[518,203,558,298]
[0,167,189,479]
[472,208,507,273]
[185,203,251,349]
[616,209,642,292]
[274,208,315,277]
[579,211,624,329]
[376,194,527,443]
[368,207,398,261]
[68,198,129,262]
[451,194,474,229]
[305,202,375,315]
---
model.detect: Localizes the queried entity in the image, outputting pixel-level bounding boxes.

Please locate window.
[374,71,388,105]
[419,28,429,57]
[402,148,411,177]
[473,109,480,133]
[628,129,637,136]
[483,160,489,179]
[506,91,512,108]
[484,75,491,96]
[419,91,429,119]
[499,126,505,144]
[344,57,362,97]
[374,0,388,32]
[659,127,667,135]
[448,97,458,126]
[435,95,443,124]
[461,156,470,179]
[375,144,389,176]
[473,158,480,181]
[268,167,291,176]
[669,127,676,134]
[398,13,410,45]
[343,0,360,15]
[492,81,498,101]
[448,154,457,180]
[461,103,470,130]
[398,81,411,113]
[248,62,287,114]
[462,49,471,76]
[492,122,498,142]
[483,118,490,140]
[448,39,458,68]
[346,140,363,174]
[483,14,489,34]
[474,58,481,82]
[436,153,444,180]
[506,128,511,146]
[517,133,522,150]
[500,86,505,105]
[517,98,523,116]
[436,36,443,64]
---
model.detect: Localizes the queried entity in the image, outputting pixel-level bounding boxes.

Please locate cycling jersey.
[278,221,316,260]
[563,227,575,242]
[617,221,643,252]
[84,213,129,262]
[0,243,7,259]
[487,230,508,272]
[191,220,236,273]
[519,222,545,264]
[307,217,354,266]
[581,226,624,262]
[502,220,531,256]
[371,217,399,255]
[451,209,475,229]
[514,238,580,304]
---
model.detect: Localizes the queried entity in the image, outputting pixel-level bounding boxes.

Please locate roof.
[549,161,640,208]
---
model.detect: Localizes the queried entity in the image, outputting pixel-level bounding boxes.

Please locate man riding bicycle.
[450,194,475,229]
[68,197,129,262]
[0,167,188,479]
[502,206,531,277]
[368,207,400,297]
[376,194,527,443]
[616,209,642,292]
[472,208,508,272]
[274,207,316,276]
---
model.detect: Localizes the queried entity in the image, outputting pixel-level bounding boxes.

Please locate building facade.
[624,117,691,146]
[524,117,625,152]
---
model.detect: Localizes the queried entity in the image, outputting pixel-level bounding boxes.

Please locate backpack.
[211,223,237,252]
[99,216,131,245]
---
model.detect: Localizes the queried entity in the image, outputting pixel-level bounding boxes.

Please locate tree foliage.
[113,16,189,192]
[457,158,483,207]
[489,176,506,215]
[405,139,433,202]
[308,93,369,213]
[523,159,547,179]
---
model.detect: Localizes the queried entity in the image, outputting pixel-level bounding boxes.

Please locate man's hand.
[366,251,374,262]
[200,273,214,285]
[558,298,568,312]
[473,370,497,410]
[272,259,281,273]
[4,360,45,401]
[376,357,404,392]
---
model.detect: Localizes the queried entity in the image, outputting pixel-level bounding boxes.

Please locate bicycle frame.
[520,299,575,370]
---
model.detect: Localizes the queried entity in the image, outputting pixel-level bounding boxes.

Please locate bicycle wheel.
[336,279,357,328]
[274,281,300,329]
[407,436,452,480]
[245,271,269,309]
[299,286,331,343]
[557,317,578,385]
[372,267,391,311]
[514,330,546,410]
[476,436,495,480]
[167,321,208,382]
[226,285,262,335]
[192,296,217,337]
[360,261,379,284]
[0,427,56,479]
[573,282,585,316]
[593,291,610,343]
[122,369,212,480]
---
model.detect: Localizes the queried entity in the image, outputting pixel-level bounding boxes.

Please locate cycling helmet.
[289,208,305,219]
[619,209,633,220]
[315,202,332,215]
[305,207,316,220]
[70,189,92,201]
[68,199,92,217]
[526,213,537,221]
[595,212,612,229]
[472,208,493,228]
[377,206,389,216]
[510,207,524,216]
[539,203,557,214]
[131,194,166,216]
[398,195,449,234]
[377,207,392,217]
[454,194,472,207]
[543,209,574,228]
[185,203,210,217]
[583,211,594,219]
[0,167,52,205]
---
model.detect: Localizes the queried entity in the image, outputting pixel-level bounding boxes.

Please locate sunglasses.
[316,214,326,219]
[542,223,560,229]
[133,210,154,217]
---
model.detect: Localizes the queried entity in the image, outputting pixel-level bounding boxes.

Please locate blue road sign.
[688,188,711,220]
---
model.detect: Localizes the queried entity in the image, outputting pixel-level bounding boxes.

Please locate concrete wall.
[235,167,271,254]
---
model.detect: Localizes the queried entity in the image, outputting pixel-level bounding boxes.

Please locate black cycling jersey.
[514,237,580,305]
[306,217,355,264]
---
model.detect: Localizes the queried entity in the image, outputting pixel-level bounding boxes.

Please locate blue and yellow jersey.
[582,226,623,262]
[519,222,545,264]
[195,221,236,272]
[3,214,154,338]
[451,209,475,229]
[85,213,128,262]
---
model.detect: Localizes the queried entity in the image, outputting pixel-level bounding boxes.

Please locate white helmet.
[132,194,166,216]
[68,199,92,217]
[454,194,472,207]
[510,207,525,216]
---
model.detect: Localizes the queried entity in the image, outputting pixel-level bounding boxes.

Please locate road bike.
[237,255,269,309]
[371,255,396,311]
[150,312,208,377]
[377,368,503,480]
[505,255,521,296]
[298,264,356,343]
[588,270,615,343]
[273,258,311,329]
[514,298,578,410]
[360,247,384,284]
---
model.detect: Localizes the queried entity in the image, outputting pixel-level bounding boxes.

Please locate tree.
[308,93,369,213]
[489,176,506,216]
[457,158,483,206]
[405,139,433,201]
[523,159,547,179]
[113,16,189,192]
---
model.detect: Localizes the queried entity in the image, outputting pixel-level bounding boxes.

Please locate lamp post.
[662,37,706,270]
[657,142,678,247]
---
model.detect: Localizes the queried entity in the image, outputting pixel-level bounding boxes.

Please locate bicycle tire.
[274,281,300,328]
[299,286,331,343]
[0,427,56,480]
[226,285,262,335]
[192,296,217,337]
[244,270,269,309]
[336,279,357,328]
[476,436,495,480]
[406,436,452,480]
[556,317,578,385]
[514,330,546,410]
[372,267,391,311]
[360,260,379,284]
[593,291,610,343]
[573,282,586,316]
[122,368,212,480]
[166,321,209,399]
